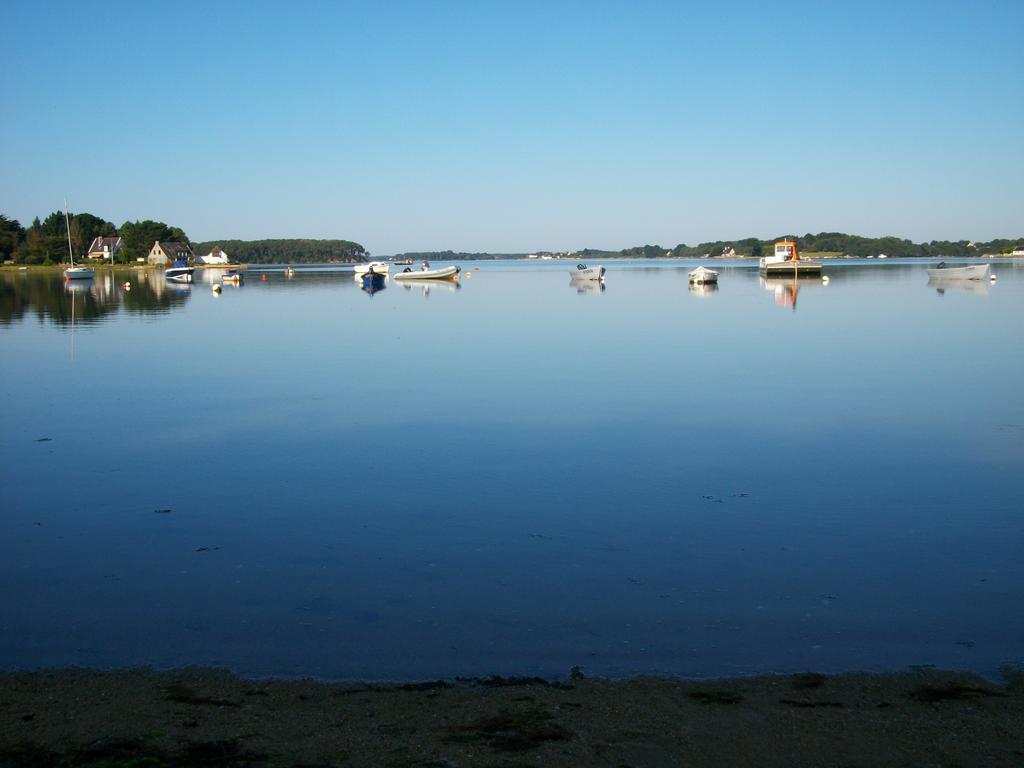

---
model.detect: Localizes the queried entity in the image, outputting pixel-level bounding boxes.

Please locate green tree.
[0,215,24,261]
[119,220,190,261]
[191,238,367,264]
[15,214,68,264]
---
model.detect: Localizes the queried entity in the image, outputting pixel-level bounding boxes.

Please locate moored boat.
[760,240,821,277]
[394,265,461,281]
[570,263,605,281]
[926,262,989,280]
[165,259,195,283]
[62,202,95,280]
[360,271,386,294]
[222,269,243,283]
[353,261,390,275]
[64,266,95,280]
[688,266,718,284]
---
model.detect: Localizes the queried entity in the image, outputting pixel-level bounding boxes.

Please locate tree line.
[4,211,1020,265]
[664,233,1023,259]
[394,234,1023,261]
[393,250,526,261]
[0,212,189,265]
[190,239,367,264]
[0,211,367,265]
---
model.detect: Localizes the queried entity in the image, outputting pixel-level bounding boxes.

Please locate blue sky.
[2,0,1021,253]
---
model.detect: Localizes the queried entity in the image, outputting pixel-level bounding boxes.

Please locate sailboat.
[63,200,94,280]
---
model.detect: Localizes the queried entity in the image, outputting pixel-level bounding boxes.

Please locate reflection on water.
[928,277,990,296]
[688,282,718,298]
[760,275,825,311]
[571,280,605,294]
[0,270,194,326]
[1,259,1022,681]
[401,278,461,297]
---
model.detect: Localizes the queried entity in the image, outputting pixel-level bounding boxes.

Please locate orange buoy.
[261,274,267,281]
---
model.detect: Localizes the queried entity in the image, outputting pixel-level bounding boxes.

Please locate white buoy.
[821,275,830,284]
[990,274,997,282]
[212,284,222,294]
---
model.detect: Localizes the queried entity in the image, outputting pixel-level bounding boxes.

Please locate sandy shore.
[1,667,1022,767]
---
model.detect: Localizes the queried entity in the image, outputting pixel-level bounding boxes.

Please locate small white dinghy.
[688,266,718,284]
[394,265,461,281]
[570,263,605,281]
[926,262,989,280]
[353,261,390,275]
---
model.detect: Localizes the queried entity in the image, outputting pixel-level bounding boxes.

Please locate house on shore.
[87,236,122,260]
[199,246,230,265]
[147,241,195,266]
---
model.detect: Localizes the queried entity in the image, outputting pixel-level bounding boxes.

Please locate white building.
[86,236,122,260]
[199,246,230,265]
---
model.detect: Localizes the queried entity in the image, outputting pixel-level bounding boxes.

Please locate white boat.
[353,261,390,275]
[926,262,989,280]
[688,266,718,284]
[165,260,195,283]
[62,201,94,280]
[394,265,461,281]
[570,263,605,281]
[759,240,821,276]
[63,266,94,280]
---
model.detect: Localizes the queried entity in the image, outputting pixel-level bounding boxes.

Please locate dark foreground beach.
[1,667,1022,767]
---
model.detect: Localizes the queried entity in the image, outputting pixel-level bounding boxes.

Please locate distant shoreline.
[1,666,1020,766]
[3,254,1022,274]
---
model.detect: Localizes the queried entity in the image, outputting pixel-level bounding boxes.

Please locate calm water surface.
[1,260,1022,680]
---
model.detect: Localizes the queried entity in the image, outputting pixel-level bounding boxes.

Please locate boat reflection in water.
[63,277,93,295]
[760,276,823,311]
[928,277,990,296]
[401,278,460,297]
[688,282,718,298]
[360,272,387,296]
[571,279,605,294]
[164,281,192,295]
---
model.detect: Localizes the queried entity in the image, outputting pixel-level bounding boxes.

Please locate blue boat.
[361,271,386,295]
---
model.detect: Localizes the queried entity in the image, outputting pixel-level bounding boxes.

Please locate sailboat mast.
[64,199,75,267]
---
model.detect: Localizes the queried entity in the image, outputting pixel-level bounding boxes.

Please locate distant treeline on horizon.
[396,235,1024,261]
[2,210,1021,266]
